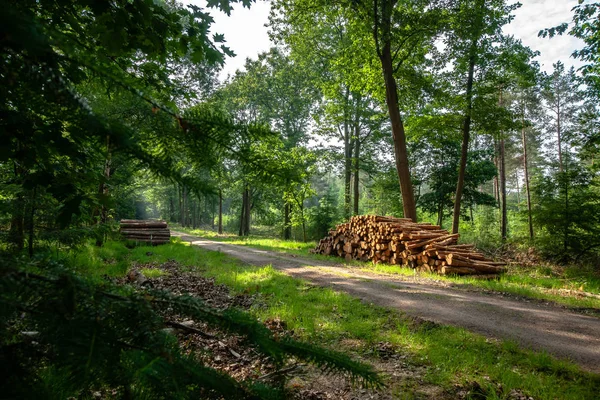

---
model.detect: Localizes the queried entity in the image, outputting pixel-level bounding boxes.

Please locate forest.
[1,0,600,399]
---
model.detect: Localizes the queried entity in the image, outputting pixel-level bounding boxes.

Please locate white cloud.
[503,0,585,72]
[183,0,586,78]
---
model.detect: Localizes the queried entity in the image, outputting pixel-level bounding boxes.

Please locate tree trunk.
[244,186,251,236]
[452,52,476,234]
[218,188,223,234]
[379,47,416,220]
[500,137,507,240]
[521,121,534,239]
[238,187,246,237]
[283,202,291,240]
[192,199,197,229]
[353,130,361,216]
[211,197,215,230]
[437,200,443,228]
[169,196,176,223]
[493,138,500,206]
[499,91,507,241]
[557,100,563,172]
[343,91,352,220]
[301,205,307,242]
[564,162,569,252]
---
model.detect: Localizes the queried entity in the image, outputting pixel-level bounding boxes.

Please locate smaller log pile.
[313,215,506,276]
[119,219,171,245]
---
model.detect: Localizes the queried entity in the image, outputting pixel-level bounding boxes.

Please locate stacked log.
[313,215,506,276]
[119,219,170,245]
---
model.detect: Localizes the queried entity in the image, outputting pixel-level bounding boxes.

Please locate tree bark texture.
[238,187,246,236]
[499,90,507,241]
[500,138,507,241]
[284,202,291,240]
[452,53,476,234]
[243,186,251,236]
[353,119,361,216]
[376,0,417,221]
[343,90,352,220]
[521,122,534,239]
[218,188,223,234]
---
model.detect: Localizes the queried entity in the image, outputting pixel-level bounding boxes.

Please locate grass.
[67,238,600,399]
[175,225,318,256]
[173,226,600,311]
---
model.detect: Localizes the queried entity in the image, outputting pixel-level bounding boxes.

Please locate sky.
[184,0,585,79]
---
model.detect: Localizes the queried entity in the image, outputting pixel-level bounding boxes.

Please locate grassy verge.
[67,239,600,399]
[173,226,600,311]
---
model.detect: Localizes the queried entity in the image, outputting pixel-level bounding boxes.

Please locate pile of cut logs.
[119,219,171,245]
[313,215,506,276]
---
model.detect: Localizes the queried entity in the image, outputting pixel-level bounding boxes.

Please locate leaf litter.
[118,260,535,399]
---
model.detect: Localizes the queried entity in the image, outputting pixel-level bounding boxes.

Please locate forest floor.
[172,231,600,374]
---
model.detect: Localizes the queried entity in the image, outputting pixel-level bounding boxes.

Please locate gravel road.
[173,232,600,374]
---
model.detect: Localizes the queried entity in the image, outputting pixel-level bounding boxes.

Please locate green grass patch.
[72,239,600,399]
[140,268,169,278]
[366,263,600,310]
[175,226,319,257]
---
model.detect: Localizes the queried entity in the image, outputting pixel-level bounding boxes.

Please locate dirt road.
[172,232,600,373]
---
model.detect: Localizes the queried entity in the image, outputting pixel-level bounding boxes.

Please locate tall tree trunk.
[564,161,569,252]
[283,202,291,239]
[238,187,246,236]
[375,0,417,221]
[218,188,223,234]
[499,90,507,241]
[353,131,361,216]
[181,186,187,227]
[521,121,534,239]
[493,139,500,205]
[437,200,443,228]
[192,199,197,229]
[178,185,183,226]
[169,196,173,222]
[452,52,476,234]
[500,137,507,241]
[557,100,563,172]
[301,205,307,242]
[211,197,215,230]
[244,187,251,236]
[343,97,352,220]
[515,170,521,209]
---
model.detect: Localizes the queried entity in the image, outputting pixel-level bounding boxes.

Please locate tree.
[364,0,448,221]
[445,0,519,234]
[541,62,582,172]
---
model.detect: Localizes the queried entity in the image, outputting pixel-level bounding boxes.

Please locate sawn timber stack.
[119,219,170,245]
[313,215,506,276]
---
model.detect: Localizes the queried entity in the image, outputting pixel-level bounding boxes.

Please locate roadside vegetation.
[62,238,600,399]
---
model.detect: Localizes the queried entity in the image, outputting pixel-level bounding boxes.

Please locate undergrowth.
[66,239,600,400]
